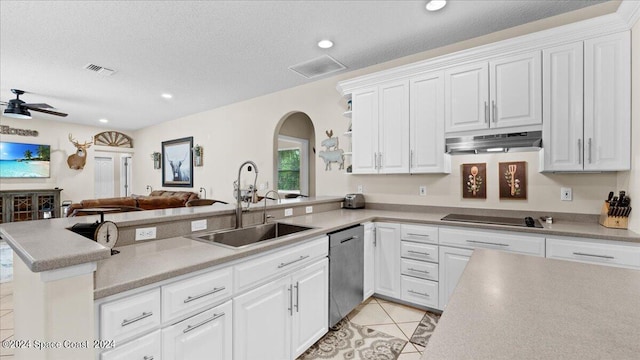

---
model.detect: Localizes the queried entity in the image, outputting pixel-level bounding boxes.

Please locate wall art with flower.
[462,163,486,199]
[499,161,527,200]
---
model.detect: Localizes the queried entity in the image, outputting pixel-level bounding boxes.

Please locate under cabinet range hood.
[445,131,542,154]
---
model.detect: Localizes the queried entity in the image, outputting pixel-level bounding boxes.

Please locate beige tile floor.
[0,282,429,360]
[347,297,428,360]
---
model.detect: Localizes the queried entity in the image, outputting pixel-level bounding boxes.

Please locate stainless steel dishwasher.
[328,224,364,328]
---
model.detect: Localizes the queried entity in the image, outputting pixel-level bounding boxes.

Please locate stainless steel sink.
[190,223,315,249]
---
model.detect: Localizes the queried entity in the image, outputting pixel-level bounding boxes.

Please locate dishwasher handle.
[340,235,359,243]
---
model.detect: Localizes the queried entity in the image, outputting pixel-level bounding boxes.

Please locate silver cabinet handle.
[374,152,378,169]
[572,252,614,260]
[121,312,153,327]
[407,268,429,274]
[578,139,582,164]
[408,290,430,297]
[278,255,309,268]
[406,233,430,237]
[410,150,413,169]
[407,250,430,256]
[143,356,154,360]
[492,100,497,123]
[484,101,488,123]
[287,285,293,316]
[466,239,509,247]
[340,235,359,243]
[184,286,226,303]
[183,312,224,333]
[294,282,300,312]
[588,138,592,164]
[379,152,383,169]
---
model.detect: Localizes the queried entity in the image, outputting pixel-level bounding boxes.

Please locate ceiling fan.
[1,89,68,119]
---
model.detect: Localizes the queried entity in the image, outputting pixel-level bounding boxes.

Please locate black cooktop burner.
[441,213,543,228]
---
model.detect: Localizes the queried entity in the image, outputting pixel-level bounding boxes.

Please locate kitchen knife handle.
[588,138,592,163]
[492,101,497,123]
[577,139,582,164]
[484,102,489,123]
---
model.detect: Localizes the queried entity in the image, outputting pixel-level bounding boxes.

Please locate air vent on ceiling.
[289,55,346,79]
[83,63,116,76]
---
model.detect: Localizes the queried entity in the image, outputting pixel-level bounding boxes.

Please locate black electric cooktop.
[441,213,543,228]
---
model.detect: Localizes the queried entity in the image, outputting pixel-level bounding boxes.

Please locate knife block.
[599,202,629,229]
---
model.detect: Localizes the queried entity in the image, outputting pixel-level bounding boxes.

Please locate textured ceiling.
[0,0,613,130]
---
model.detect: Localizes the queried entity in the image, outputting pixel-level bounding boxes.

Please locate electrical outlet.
[561,187,572,201]
[191,219,207,232]
[305,206,313,214]
[259,181,269,190]
[419,186,427,196]
[284,208,293,216]
[135,227,157,241]
[357,185,363,194]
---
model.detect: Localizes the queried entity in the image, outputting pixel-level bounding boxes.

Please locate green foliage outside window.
[278,149,300,191]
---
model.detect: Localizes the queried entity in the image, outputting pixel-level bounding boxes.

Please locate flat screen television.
[0,141,51,178]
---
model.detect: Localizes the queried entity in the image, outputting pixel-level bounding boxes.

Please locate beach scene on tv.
[0,141,51,178]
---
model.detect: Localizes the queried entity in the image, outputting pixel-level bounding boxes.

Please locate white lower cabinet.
[234,258,328,360]
[546,237,640,269]
[374,223,401,298]
[162,300,232,360]
[100,330,161,360]
[438,246,473,309]
[363,222,376,300]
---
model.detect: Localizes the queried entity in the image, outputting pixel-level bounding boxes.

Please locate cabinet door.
[234,277,291,360]
[438,246,473,310]
[378,80,410,173]
[489,51,542,128]
[541,42,584,172]
[101,330,161,360]
[584,31,631,171]
[291,258,329,359]
[410,72,449,173]
[162,301,232,360]
[351,88,379,174]
[363,223,376,300]
[374,223,401,298]
[444,62,489,133]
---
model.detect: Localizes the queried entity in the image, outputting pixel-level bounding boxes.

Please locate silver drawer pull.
[183,313,225,333]
[408,250,430,256]
[407,233,430,237]
[466,240,509,247]
[143,356,154,360]
[184,287,226,303]
[340,235,359,243]
[408,268,429,274]
[408,290,430,297]
[121,312,153,327]
[572,252,614,260]
[278,255,310,268]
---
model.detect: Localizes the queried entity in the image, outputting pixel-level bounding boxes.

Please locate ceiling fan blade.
[23,103,53,109]
[27,107,68,117]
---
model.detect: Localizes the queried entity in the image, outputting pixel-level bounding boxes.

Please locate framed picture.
[499,161,527,200]
[462,163,486,199]
[162,136,193,187]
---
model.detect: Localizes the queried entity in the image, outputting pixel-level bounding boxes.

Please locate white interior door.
[95,156,115,199]
[120,155,133,197]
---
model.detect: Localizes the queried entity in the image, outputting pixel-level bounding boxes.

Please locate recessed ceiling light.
[99,118,109,123]
[161,93,173,99]
[317,40,334,49]
[426,0,447,12]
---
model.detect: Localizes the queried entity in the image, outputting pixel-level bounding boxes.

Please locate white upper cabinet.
[410,72,450,173]
[351,88,379,174]
[445,51,542,134]
[444,62,489,133]
[541,42,584,171]
[584,31,631,171]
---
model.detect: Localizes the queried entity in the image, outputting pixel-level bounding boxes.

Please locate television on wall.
[0,141,51,178]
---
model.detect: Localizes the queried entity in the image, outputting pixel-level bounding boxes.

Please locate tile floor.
[0,282,430,360]
[347,297,429,360]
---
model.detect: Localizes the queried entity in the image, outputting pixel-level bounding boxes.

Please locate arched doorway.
[273,112,316,197]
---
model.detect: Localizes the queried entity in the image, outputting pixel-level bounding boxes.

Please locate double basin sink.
[190,222,315,249]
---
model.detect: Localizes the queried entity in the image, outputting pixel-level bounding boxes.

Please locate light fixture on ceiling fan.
[426,0,447,12]
[1,89,68,119]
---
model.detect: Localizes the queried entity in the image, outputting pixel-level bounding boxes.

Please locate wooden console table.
[0,189,62,223]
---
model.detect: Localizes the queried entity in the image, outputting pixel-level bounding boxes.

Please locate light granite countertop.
[422,249,640,359]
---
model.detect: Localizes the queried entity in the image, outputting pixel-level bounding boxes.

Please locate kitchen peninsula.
[1,198,640,359]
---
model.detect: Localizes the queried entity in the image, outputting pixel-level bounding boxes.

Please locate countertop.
[422,249,640,359]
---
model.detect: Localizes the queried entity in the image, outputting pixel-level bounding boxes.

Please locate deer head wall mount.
[67,133,93,170]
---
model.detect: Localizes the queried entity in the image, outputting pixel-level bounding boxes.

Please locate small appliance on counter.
[344,194,365,209]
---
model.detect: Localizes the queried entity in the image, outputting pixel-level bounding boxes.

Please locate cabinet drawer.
[439,227,545,256]
[100,329,161,360]
[546,237,640,269]
[162,266,233,323]
[100,289,161,344]
[401,258,438,281]
[401,242,438,263]
[401,276,438,309]
[235,236,328,292]
[401,224,438,244]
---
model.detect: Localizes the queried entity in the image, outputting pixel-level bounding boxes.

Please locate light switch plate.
[357,185,363,194]
[419,186,427,196]
[135,227,156,241]
[561,187,572,201]
[284,208,293,216]
[191,219,207,232]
